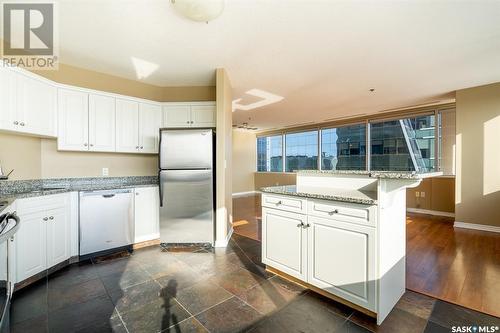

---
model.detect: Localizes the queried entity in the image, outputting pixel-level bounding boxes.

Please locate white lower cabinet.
[307,216,376,311]
[262,208,307,280]
[12,194,72,283]
[262,193,377,314]
[134,187,160,243]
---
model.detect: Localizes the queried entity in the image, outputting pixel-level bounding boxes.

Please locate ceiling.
[47,1,500,129]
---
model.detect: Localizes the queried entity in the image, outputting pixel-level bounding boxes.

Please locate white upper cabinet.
[0,67,17,131]
[116,99,139,153]
[0,69,57,137]
[16,74,57,137]
[162,104,191,128]
[163,102,215,128]
[89,94,116,152]
[139,103,162,153]
[57,89,89,151]
[191,104,216,127]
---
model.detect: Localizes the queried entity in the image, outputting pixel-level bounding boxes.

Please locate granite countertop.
[261,185,378,205]
[0,176,158,213]
[297,170,443,179]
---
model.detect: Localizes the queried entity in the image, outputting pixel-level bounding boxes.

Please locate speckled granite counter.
[0,176,158,212]
[261,185,378,205]
[297,170,442,179]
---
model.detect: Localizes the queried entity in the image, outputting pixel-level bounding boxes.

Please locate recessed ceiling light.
[369,88,375,92]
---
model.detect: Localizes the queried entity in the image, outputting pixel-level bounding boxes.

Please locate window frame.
[255,107,453,175]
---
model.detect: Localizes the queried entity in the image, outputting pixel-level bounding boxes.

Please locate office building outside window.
[257,135,283,172]
[285,131,318,172]
[370,115,436,172]
[321,124,366,170]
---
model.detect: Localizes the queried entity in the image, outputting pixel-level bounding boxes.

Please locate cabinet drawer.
[16,193,69,214]
[308,199,376,227]
[262,194,306,214]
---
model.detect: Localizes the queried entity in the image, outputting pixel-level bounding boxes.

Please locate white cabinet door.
[134,187,160,243]
[46,207,71,268]
[15,211,47,282]
[139,103,162,154]
[163,105,191,128]
[16,74,57,137]
[262,207,307,280]
[57,89,89,151]
[307,216,376,311]
[116,99,139,153]
[191,104,216,127]
[0,67,17,131]
[89,94,116,152]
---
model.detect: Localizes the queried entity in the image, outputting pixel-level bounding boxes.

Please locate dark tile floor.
[10,233,500,333]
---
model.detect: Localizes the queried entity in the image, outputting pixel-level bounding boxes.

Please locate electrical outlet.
[102,168,109,176]
[415,192,420,198]
[420,191,425,198]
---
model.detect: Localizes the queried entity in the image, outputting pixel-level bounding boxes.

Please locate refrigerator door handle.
[159,173,164,207]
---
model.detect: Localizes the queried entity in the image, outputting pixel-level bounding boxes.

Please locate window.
[321,124,366,170]
[370,115,436,172]
[256,135,283,172]
[285,130,318,172]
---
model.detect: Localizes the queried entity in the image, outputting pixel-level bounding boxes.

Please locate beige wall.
[31,63,215,102]
[456,82,500,227]
[215,69,233,243]
[0,133,41,180]
[232,130,256,193]
[254,172,297,190]
[406,177,455,213]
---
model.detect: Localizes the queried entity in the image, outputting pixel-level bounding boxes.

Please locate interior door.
[307,216,376,311]
[57,89,89,151]
[162,105,191,128]
[262,208,307,280]
[16,74,57,137]
[89,94,116,152]
[138,103,162,154]
[15,211,47,282]
[46,207,70,268]
[191,104,216,127]
[116,99,139,153]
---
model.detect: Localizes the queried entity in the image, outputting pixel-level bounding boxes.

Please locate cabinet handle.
[303,223,310,228]
[20,122,25,126]
[190,121,194,124]
[90,144,94,147]
[140,146,143,149]
[10,236,14,242]
[297,222,304,228]
[84,143,88,147]
[275,200,282,205]
[186,121,190,124]
[13,121,19,125]
[328,209,339,215]
[43,217,48,221]
[135,146,139,149]
[49,216,54,220]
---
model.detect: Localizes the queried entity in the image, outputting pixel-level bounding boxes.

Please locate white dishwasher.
[79,189,135,257]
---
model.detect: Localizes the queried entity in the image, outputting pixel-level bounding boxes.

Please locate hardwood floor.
[233,194,500,318]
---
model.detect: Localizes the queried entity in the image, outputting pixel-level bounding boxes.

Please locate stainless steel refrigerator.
[159,128,214,245]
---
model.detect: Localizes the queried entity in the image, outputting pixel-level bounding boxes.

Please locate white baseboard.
[406,208,455,218]
[214,227,234,247]
[454,221,500,233]
[232,191,258,198]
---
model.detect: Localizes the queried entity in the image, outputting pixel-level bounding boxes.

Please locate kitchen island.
[260,170,440,325]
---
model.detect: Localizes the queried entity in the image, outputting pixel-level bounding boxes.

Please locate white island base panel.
[261,172,434,325]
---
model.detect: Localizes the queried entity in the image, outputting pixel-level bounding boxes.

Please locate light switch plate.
[102,168,109,176]
[415,192,420,197]
[420,191,425,198]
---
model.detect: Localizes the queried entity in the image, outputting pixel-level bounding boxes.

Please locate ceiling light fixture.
[170,0,225,22]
